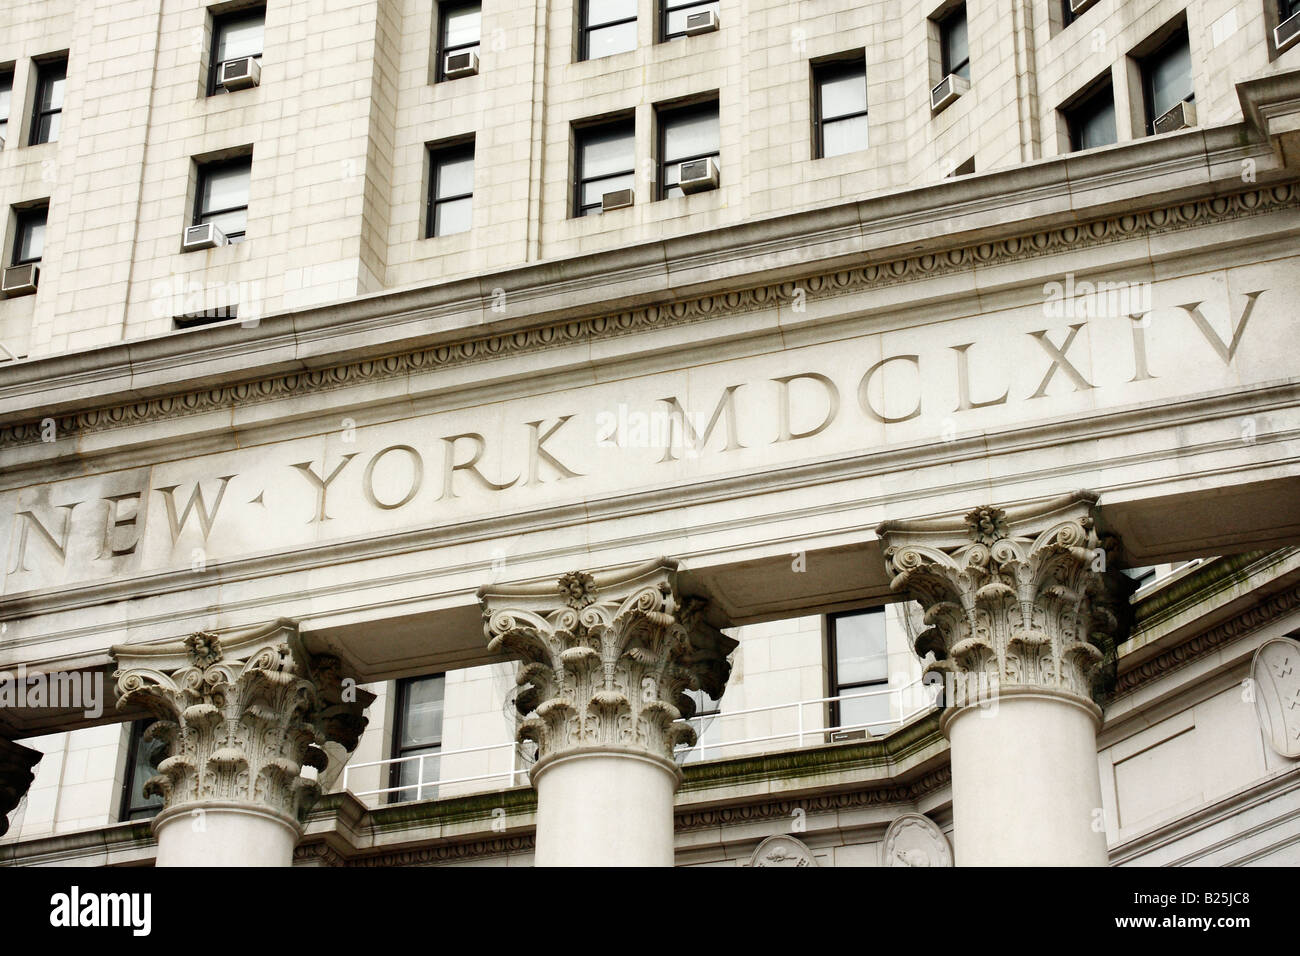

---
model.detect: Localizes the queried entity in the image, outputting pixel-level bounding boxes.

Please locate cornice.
[1,178,1298,449]
[1114,582,1300,695]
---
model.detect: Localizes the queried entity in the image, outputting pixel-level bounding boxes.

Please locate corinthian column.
[0,738,41,839]
[479,557,736,867]
[878,492,1134,866]
[111,620,374,867]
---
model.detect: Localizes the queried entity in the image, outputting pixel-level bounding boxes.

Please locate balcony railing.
[338,679,940,807]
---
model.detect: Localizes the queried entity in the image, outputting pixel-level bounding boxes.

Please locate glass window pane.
[588,0,636,26]
[0,76,11,124]
[125,722,165,818]
[400,676,445,748]
[580,126,634,179]
[586,21,637,58]
[822,115,868,157]
[445,5,481,48]
[36,111,60,144]
[581,171,633,208]
[662,108,719,163]
[666,0,718,36]
[201,163,251,214]
[394,748,440,801]
[39,65,66,112]
[837,688,892,732]
[202,207,248,237]
[217,14,265,62]
[834,611,888,686]
[1148,37,1192,119]
[434,196,472,235]
[17,214,46,262]
[1075,95,1116,149]
[944,12,968,74]
[819,69,867,120]
[436,152,474,198]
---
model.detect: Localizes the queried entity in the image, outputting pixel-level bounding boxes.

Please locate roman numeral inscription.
[0,286,1277,588]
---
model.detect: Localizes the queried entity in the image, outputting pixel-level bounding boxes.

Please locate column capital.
[0,737,41,838]
[111,619,375,826]
[877,491,1135,707]
[478,557,737,776]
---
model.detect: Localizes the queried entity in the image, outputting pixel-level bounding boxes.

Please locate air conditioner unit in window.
[684,10,720,35]
[444,50,479,79]
[1068,0,1098,14]
[1153,99,1196,134]
[1,263,39,296]
[182,223,228,252]
[678,157,719,194]
[930,73,970,112]
[220,56,261,91]
[601,188,634,212]
[1276,10,1300,53]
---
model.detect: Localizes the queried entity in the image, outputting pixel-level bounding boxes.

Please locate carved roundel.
[881,813,953,867]
[1252,636,1300,759]
[746,834,818,867]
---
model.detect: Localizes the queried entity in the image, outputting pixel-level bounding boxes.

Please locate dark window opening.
[12,206,47,266]
[389,674,445,803]
[574,118,635,216]
[581,0,637,60]
[30,58,66,145]
[657,100,719,198]
[1141,27,1193,134]
[436,2,481,81]
[195,155,252,242]
[208,7,265,96]
[119,719,165,822]
[828,608,890,735]
[1065,81,1118,151]
[939,4,970,80]
[813,57,868,159]
[426,141,475,237]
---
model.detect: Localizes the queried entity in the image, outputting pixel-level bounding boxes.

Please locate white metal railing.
[339,679,940,806]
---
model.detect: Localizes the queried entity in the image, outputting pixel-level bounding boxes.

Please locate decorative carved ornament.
[878,491,1135,707]
[1252,636,1300,759]
[747,834,818,867]
[882,813,953,867]
[111,619,374,824]
[0,738,42,838]
[3,184,1296,449]
[478,557,737,773]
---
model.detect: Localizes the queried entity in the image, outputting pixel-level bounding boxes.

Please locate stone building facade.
[0,0,1298,866]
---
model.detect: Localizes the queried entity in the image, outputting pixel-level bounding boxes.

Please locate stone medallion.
[747,834,818,867]
[1252,637,1300,759]
[881,813,953,867]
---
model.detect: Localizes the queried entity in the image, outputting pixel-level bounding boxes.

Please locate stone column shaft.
[479,557,735,867]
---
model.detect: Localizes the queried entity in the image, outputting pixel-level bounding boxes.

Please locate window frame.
[938,4,970,81]
[0,69,13,147]
[812,56,869,160]
[388,673,446,804]
[119,719,165,823]
[426,140,475,238]
[207,5,266,97]
[1140,26,1194,135]
[12,206,48,267]
[826,608,889,733]
[656,99,719,200]
[193,154,253,242]
[435,1,482,82]
[573,116,636,217]
[660,0,719,42]
[29,57,67,146]
[580,0,638,61]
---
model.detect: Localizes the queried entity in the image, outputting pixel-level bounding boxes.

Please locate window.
[195,156,252,242]
[657,100,718,199]
[29,58,66,146]
[390,674,445,803]
[119,720,164,822]
[426,141,474,237]
[662,0,718,41]
[813,57,868,159]
[1284,0,1300,19]
[1065,81,1117,151]
[828,609,890,734]
[208,7,265,96]
[1141,27,1193,134]
[939,4,970,80]
[12,207,47,266]
[574,117,634,216]
[436,2,481,81]
[581,0,637,60]
[680,686,723,764]
[0,70,12,147]
[1062,1,1078,28]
